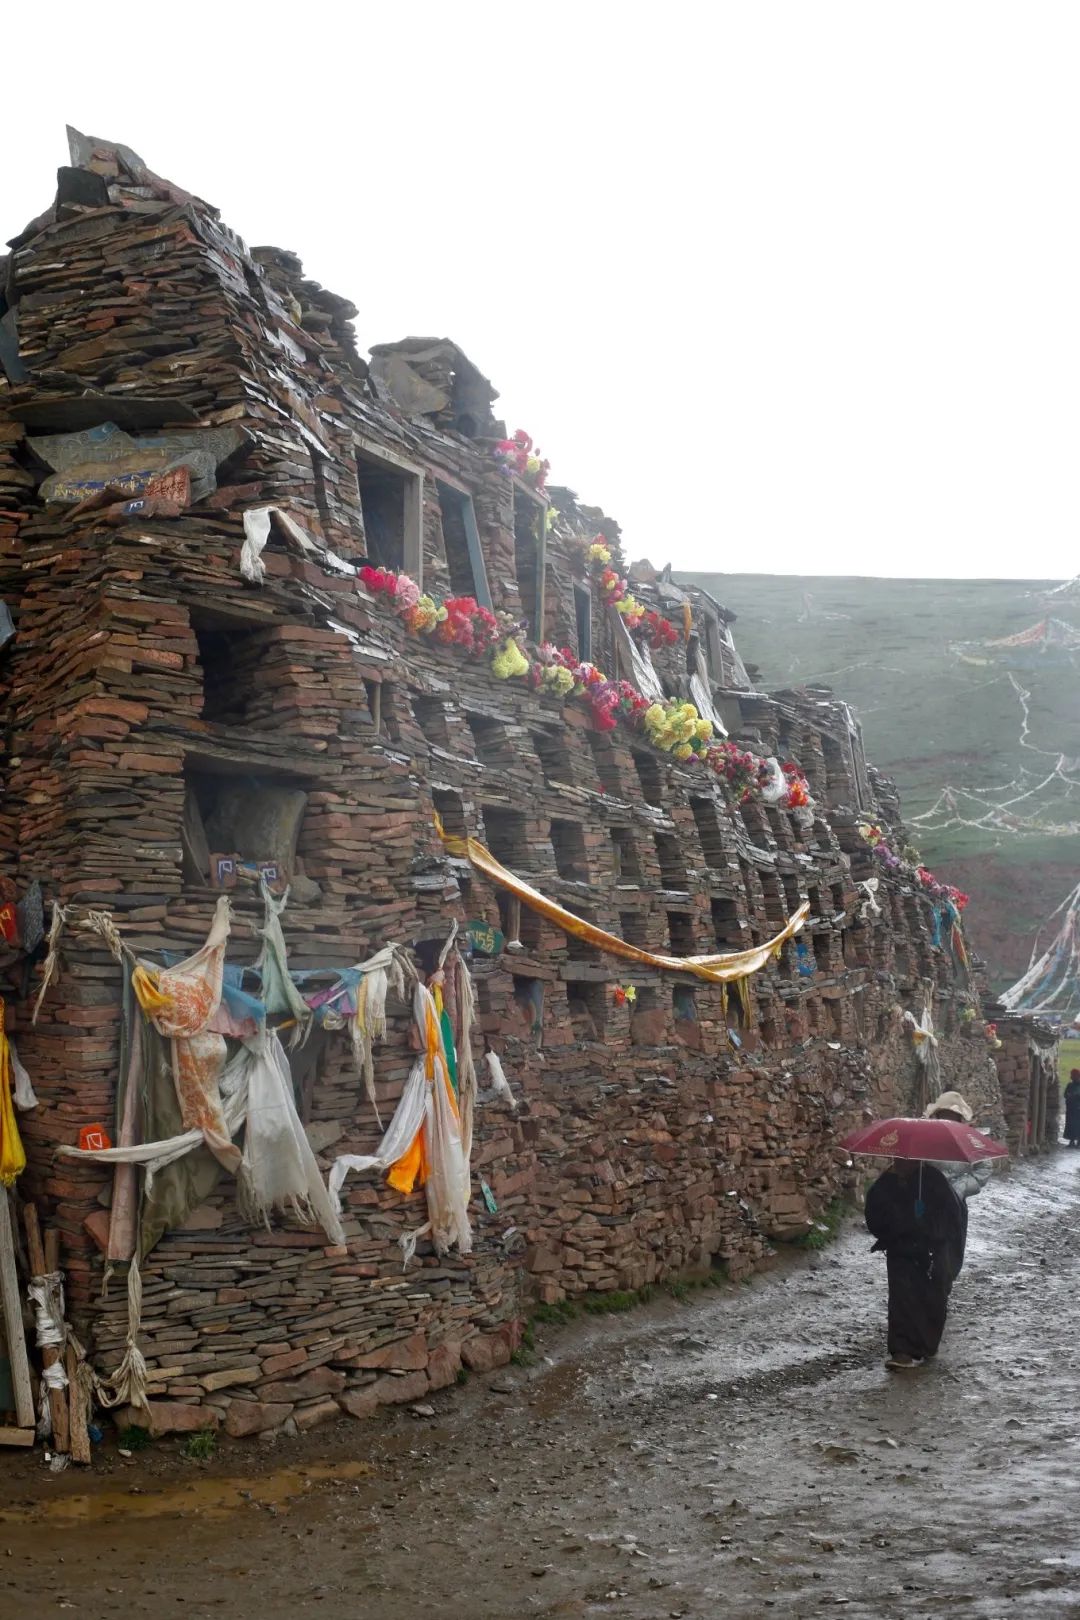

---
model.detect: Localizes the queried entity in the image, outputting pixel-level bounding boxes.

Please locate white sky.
[3,3,1078,581]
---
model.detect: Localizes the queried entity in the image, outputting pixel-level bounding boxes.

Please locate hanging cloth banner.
[131,896,240,1173]
[328,981,472,1257]
[0,997,27,1186]
[436,822,809,984]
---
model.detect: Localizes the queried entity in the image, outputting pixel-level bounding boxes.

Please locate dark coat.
[1064,1080,1080,1140]
[865,1162,965,1361]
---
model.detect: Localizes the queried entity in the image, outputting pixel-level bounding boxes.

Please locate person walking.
[1064,1069,1080,1148]
[922,1090,988,1288]
[864,1157,964,1371]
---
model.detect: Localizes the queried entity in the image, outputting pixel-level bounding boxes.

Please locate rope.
[31,903,69,1025]
[92,1254,149,1411]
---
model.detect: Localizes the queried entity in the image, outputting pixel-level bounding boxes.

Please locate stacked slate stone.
[0,132,1027,1442]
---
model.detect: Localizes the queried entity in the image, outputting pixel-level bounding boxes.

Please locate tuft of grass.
[532,1300,579,1326]
[582,1289,645,1315]
[118,1424,152,1452]
[182,1428,217,1462]
[455,1368,468,1385]
[792,1197,848,1251]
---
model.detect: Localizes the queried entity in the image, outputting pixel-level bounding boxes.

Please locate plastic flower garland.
[360,565,524,675]
[492,429,550,494]
[639,608,681,650]
[858,823,968,910]
[360,565,812,809]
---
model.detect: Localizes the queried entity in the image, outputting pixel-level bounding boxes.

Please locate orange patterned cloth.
[132,898,240,1171]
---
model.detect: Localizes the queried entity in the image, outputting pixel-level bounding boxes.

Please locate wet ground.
[3,1152,1079,1620]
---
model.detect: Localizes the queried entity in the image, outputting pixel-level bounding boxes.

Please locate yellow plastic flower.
[694,718,713,742]
[643,703,666,733]
[673,742,693,761]
[587,542,612,566]
[492,638,529,680]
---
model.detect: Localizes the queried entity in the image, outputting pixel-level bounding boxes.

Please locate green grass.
[118,1424,152,1452]
[791,1197,848,1251]
[182,1428,217,1461]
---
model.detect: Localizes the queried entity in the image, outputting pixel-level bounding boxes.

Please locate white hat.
[924,1090,973,1122]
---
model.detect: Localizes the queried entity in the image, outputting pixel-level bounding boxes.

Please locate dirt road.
[3,1153,1078,1620]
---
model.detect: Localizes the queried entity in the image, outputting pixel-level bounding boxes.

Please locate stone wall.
[0,134,1026,1440]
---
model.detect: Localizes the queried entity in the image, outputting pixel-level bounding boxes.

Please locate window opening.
[566,981,606,1040]
[183,765,309,891]
[611,825,642,884]
[632,751,664,808]
[711,896,742,950]
[533,728,573,786]
[356,443,423,580]
[412,692,450,748]
[433,788,467,840]
[619,910,649,948]
[513,486,547,637]
[690,795,727,871]
[574,582,592,661]
[512,976,545,1042]
[673,984,698,1023]
[467,712,509,769]
[550,818,588,883]
[437,481,492,608]
[481,806,526,867]
[654,833,688,891]
[587,734,623,797]
[667,910,695,955]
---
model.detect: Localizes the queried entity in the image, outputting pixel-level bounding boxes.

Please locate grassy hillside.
[679,573,1080,987]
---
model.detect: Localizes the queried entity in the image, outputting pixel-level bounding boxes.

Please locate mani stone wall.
[0,135,1009,1436]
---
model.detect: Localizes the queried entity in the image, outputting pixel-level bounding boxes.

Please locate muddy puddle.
[0,1460,372,1525]
[2,1154,1078,1619]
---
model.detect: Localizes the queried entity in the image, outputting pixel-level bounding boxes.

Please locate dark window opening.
[611,825,642,884]
[311,450,332,532]
[830,881,846,918]
[667,910,695,955]
[711,896,742,950]
[481,806,526,867]
[632,751,664,808]
[629,985,662,1036]
[550,818,588,883]
[813,930,831,974]
[567,982,606,1040]
[673,984,698,1023]
[499,892,541,950]
[691,795,727,871]
[620,910,649,948]
[433,788,467,840]
[565,905,599,961]
[761,873,786,932]
[574,582,592,661]
[513,489,546,637]
[357,453,407,571]
[512,976,544,1042]
[363,677,393,738]
[467,712,509,769]
[437,482,492,607]
[193,614,266,726]
[654,833,688,891]
[533,728,573,786]
[588,734,623,797]
[182,765,309,891]
[412,692,450,748]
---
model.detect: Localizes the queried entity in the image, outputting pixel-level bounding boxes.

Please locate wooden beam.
[0,1190,34,1432]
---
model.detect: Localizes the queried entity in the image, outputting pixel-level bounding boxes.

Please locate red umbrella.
[841,1116,1009,1162]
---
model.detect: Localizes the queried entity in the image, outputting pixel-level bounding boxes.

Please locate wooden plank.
[65,1342,91,1465]
[0,1190,34,1431]
[0,1427,36,1448]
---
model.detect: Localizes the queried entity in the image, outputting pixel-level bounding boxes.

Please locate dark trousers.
[886,1249,949,1360]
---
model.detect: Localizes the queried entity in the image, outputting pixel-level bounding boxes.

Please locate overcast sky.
[4,3,1078,581]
